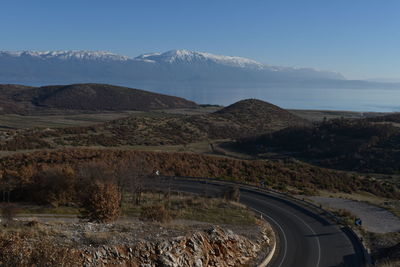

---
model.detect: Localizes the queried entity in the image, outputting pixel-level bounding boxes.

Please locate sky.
[1,0,399,81]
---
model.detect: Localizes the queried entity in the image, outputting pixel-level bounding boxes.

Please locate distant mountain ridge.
[0,49,330,71]
[0,49,345,84]
[135,49,267,69]
[0,50,130,61]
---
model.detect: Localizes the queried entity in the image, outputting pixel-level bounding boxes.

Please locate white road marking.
[251,207,288,267]
[247,194,321,267]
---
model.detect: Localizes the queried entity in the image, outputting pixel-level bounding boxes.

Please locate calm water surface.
[125,81,400,112]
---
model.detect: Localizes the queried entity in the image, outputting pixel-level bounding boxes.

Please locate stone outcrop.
[80,226,271,266]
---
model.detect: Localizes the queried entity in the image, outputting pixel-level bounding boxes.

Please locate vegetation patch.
[236,118,400,175]
[0,148,398,202]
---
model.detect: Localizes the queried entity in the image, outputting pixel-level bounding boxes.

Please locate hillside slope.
[0,84,36,114]
[236,119,400,174]
[0,83,197,113]
[0,99,310,149]
[214,99,310,133]
[366,113,400,124]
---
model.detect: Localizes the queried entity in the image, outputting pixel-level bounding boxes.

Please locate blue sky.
[1,0,399,80]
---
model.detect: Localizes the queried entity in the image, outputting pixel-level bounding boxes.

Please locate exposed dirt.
[309,196,400,233]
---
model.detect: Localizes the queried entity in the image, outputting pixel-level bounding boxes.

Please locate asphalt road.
[154,178,365,267]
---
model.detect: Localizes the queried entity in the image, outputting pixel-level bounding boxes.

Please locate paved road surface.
[159,178,365,267]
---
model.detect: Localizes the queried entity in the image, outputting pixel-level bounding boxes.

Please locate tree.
[0,171,19,203]
[30,167,76,206]
[113,157,149,206]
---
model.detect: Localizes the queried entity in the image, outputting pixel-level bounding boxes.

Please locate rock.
[77,226,270,267]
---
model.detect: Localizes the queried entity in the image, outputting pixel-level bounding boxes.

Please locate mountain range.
[1,49,399,109]
[0,49,345,84]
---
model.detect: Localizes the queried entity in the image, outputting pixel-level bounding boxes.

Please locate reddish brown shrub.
[140,204,171,223]
[79,180,121,223]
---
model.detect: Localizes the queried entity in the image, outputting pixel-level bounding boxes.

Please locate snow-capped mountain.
[134,49,266,69]
[0,50,129,61]
[0,49,347,84]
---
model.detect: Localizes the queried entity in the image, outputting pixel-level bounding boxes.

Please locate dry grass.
[0,112,133,129]
[0,106,217,130]
[377,260,400,267]
[289,109,387,122]
[122,192,256,226]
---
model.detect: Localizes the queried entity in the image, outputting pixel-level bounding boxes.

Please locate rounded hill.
[214,99,310,133]
[27,83,197,111]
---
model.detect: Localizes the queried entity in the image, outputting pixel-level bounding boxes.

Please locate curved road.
[155,178,365,267]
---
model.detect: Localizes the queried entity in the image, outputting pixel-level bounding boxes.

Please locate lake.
[125,81,400,112]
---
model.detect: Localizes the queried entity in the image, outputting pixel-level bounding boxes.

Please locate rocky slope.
[0,219,273,267]
[79,226,271,266]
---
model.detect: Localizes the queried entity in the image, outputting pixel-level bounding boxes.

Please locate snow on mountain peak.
[0,50,130,61]
[0,49,343,79]
[0,49,267,69]
[135,49,265,69]
[1,49,267,68]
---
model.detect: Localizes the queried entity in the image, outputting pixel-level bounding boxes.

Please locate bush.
[140,204,171,223]
[0,232,79,266]
[30,167,76,206]
[222,186,240,202]
[79,180,121,223]
[1,203,20,225]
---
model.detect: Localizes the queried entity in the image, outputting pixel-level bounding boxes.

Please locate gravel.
[309,196,400,233]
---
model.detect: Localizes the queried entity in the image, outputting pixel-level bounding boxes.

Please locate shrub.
[79,180,121,223]
[30,167,76,206]
[0,232,79,266]
[140,204,171,223]
[222,186,240,202]
[1,203,20,225]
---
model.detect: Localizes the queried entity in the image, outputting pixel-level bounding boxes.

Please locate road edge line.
[258,237,276,267]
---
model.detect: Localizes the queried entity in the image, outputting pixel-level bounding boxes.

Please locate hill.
[0,99,309,149]
[0,83,197,113]
[0,84,36,114]
[214,99,310,133]
[84,98,310,143]
[235,118,400,174]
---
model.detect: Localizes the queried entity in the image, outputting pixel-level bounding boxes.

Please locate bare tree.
[113,156,150,206]
[0,171,18,203]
